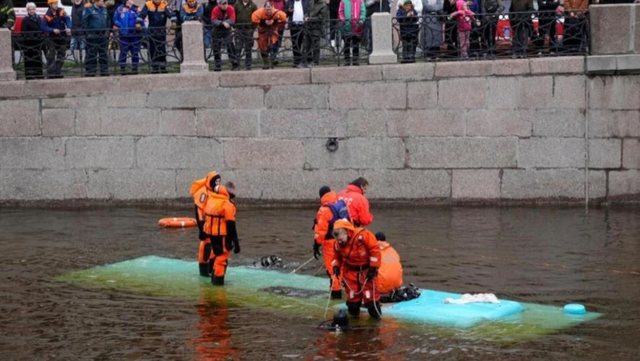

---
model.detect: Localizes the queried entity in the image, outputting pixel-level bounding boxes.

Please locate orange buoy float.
[158,217,197,228]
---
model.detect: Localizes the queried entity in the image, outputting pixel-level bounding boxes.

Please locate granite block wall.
[1,57,638,203]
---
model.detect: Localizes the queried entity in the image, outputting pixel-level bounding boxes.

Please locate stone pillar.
[368,12,397,65]
[587,4,640,73]
[180,21,209,73]
[590,4,639,55]
[0,29,17,81]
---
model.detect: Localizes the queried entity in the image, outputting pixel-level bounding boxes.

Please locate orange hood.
[190,171,220,195]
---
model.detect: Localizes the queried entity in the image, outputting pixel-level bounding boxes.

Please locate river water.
[0,206,638,360]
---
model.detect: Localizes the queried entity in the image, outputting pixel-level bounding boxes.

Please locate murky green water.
[0,206,638,360]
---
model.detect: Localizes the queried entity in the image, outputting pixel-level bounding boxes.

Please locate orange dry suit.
[338,184,373,227]
[313,191,343,295]
[375,241,403,295]
[251,7,287,52]
[191,172,239,284]
[332,221,381,317]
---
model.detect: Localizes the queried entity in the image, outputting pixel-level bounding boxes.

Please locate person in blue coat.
[83,0,110,76]
[113,0,141,74]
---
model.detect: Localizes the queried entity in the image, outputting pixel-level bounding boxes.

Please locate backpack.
[324,200,351,239]
[379,284,422,303]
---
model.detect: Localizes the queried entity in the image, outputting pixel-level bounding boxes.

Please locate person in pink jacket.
[450,0,474,59]
[338,0,366,65]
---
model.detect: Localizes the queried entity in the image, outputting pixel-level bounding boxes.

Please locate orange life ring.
[158,217,197,228]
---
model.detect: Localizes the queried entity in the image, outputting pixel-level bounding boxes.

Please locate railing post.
[590,4,639,55]
[0,29,17,81]
[368,12,397,65]
[587,4,640,73]
[180,21,208,73]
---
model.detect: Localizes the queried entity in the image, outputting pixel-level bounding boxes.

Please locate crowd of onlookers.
[1,0,639,79]
[394,0,596,62]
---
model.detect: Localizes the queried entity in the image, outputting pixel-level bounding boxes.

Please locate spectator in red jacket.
[211,0,239,71]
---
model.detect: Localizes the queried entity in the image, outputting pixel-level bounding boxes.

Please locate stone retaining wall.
[0,57,639,204]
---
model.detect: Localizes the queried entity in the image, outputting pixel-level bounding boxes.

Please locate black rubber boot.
[330,290,342,300]
[366,302,382,320]
[211,275,225,286]
[198,263,209,277]
[346,301,360,317]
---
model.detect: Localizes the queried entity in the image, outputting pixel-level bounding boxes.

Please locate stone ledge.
[435,61,493,78]
[219,68,311,87]
[433,57,587,78]
[311,66,383,83]
[586,55,640,74]
[382,63,434,81]
[0,73,221,99]
[529,56,585,74]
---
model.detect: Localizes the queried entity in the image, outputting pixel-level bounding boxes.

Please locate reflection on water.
[0,207,639,360]
[192,289,238,361]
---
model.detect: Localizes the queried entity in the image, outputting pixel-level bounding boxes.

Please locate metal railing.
[11,26,182,79]
[203,19,371,70]
[9,11,591,79]
[392,10,589,62]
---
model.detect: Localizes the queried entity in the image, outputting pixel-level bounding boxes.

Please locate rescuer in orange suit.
[373,232,403,297]
[191,171,239,285]
[331,219,382,319]
[313,186,343,299]
[337,177,373,227]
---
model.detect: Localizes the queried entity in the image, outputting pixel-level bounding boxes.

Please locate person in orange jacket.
[337,177,373,227]
[331,219,382,319]
[313,186,347,299]
[191,171,239,286]
[251,1,287,69]
[373,232,403,297]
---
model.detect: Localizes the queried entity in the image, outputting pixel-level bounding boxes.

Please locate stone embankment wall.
[0,57,639,204]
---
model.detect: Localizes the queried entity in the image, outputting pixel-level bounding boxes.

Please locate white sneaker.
[331,40,336,48]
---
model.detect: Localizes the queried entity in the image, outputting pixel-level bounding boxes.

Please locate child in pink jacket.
[450,0,474,59]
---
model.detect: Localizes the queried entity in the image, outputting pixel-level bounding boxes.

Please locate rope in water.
[289,256,316,274]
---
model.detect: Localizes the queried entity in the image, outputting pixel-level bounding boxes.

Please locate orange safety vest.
[191,172,235,236]
[375,241,403,294]
[182,2,199,15]
[313,191,338,245]
[145,0,168,12]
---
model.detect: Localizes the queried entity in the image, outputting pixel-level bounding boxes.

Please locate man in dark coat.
[20,2,46,79]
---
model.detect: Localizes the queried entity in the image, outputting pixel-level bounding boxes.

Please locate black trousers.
[85,37,109,76]
[235,27,254,68]
[213,31,237,68]
[148,33,167,73]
